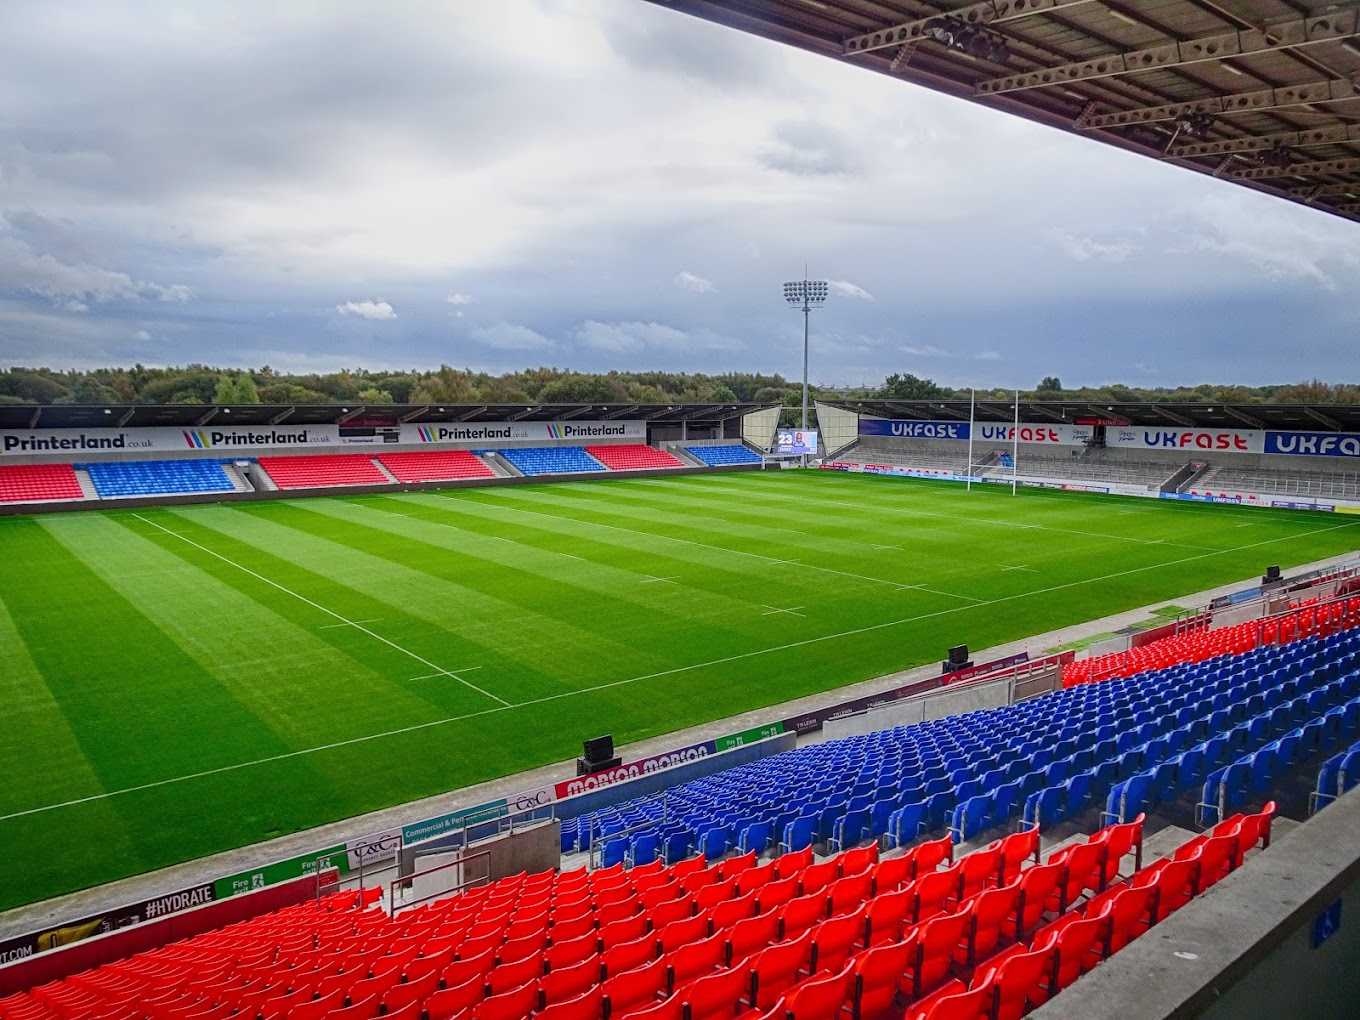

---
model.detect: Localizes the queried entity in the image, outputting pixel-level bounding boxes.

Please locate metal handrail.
[389,848,491,913]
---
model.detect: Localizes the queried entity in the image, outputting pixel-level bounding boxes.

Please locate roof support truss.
[1305,407,1342,429]
[1227,155,1360,180]
[980,11,1358,94]
[1077,77,1360,130]
[1225,406,1265,428]
[1167,121,1360,159]
[843,0,1094,56]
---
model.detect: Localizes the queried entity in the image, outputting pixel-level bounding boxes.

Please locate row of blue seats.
[683,445,763,466]
[497,446,606,476]
[567,632,1357,867]
[80,459,237,497]
[1193,683,1360,826]
[1312,739,1360,812]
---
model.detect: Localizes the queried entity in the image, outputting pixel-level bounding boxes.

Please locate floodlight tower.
[782,276,828,431]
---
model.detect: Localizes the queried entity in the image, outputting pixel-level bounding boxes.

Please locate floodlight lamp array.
[783,280,829,305]
[923,17,1011,62]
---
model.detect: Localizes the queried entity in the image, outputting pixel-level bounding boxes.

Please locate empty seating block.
[378,450,495,482]
[565,624,1360,864]
[497,446,605,476]
[684,444,763,466]
[0,463,84,503]
[4,815,1235,1020]
[585,445,684,471]
[82,459,235,498]
[257,454,388,489]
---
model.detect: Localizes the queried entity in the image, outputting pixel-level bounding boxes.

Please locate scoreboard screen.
[774,430,819,456]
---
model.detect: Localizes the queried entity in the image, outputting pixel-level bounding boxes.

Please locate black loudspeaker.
[1263,565,1282,585]
[583,735,614,764]
[943,644,973,674]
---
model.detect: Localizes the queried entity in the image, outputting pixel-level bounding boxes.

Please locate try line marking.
[6,516,1354,824]
[128,513,510,708]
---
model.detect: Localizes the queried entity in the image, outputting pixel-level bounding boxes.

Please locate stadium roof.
[823,397,1360,429]
[650,0,1360,223]
[0,402,778,430]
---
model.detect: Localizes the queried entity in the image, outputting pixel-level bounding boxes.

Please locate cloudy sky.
[2,0,1359,389]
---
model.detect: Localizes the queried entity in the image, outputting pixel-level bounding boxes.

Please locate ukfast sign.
[1265,431,1360,459]
[0,420,644,456]
[1107,428,1265,453]
[858,418,1091,445]
[974,423,1093,446]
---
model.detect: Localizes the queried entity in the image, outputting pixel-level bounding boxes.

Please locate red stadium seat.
[809,907,865,974]
[542,955,603,1005]
[603,935,659,978]
[548,934,602,973]
[749,932,814,1010]
[426,977,486,1020]
[477,980,541,1020]
[902,909,969,999]
[782,962,854,1020]
[851,939,914,1020]
[583,445,685,471]
[667,933,727,991]
[726,911,781,965]
[869,854,913,896]
[256,454,388,489]
[601,958,668,1018]
[659,912,712,954]
[377,450,495,482]
[0,463,84,503]
[536,986,604,1020]
[680,966,752,1020]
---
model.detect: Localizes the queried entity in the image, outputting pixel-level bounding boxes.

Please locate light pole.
[782,277,828,431]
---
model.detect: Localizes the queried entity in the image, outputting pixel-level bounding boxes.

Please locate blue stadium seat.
[683,444,763,466]
[496,446,605,476]
[81,458,237,497]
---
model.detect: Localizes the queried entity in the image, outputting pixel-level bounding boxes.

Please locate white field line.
[129,513,511,708]
[433,493,980,601]
[680,476,1222,551]
[6,515,1354,823]
[761,605,807,617]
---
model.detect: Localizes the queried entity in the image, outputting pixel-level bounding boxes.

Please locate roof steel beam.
[1289,182,1360,198]
[1166,121,1360,158]
[979,11,1359,94]
[1305,407,1342,429]
[1226,154,1360,179]
[1077,77,1360,129]
[1224,406,1265,429]
[843,0,1094,56]
[1153,405,1196,426]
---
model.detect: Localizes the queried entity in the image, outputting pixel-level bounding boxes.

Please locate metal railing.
[389,848,491,914]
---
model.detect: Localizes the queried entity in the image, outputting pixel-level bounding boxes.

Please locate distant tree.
[708,385,738,403]
[1036,376,1063,393]
[235,373,261,403]
[213,374,237,404]
[410,365,478,404]
[878,373,949,400]
[357,387,395,404]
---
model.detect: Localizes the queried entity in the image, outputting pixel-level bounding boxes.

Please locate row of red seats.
[904,804,1274,1020]
[1063,597,1360,687]
[0,806,1274,1020]
[377,452,495,484]
[256,456,389,490]
[583,447,684,472]
[0,464,85,504]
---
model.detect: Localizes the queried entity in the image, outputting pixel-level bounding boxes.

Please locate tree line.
[1,365,1353,414]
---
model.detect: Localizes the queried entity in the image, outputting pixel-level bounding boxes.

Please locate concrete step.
[73,467,98,500]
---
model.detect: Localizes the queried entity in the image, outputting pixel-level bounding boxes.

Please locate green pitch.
[2,470,1357,909]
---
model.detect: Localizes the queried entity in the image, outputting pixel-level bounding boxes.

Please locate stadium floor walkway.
[1,551,1353,942]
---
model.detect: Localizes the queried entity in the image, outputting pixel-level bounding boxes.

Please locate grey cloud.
[470,321,556,351]
[573,320,744,354]
[599,6,784,90]
[759,120,860,177]
[0,235,193,306]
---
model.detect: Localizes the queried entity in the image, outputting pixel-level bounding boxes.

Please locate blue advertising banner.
[858,419,970,440]
[1265,432,1360,458]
